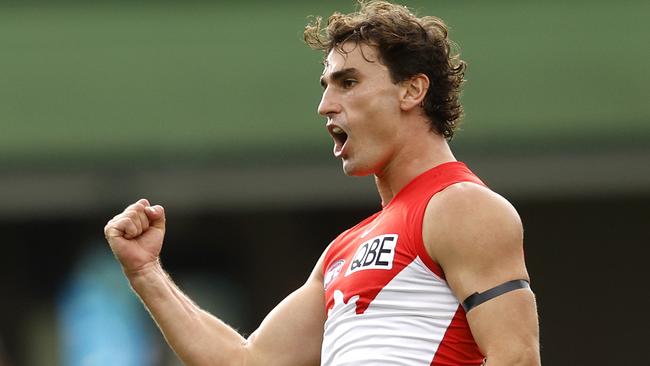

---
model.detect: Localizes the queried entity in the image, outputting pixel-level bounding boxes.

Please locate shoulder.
[422,182,527,296]
[310,239,337,283]
[425,181,521,232]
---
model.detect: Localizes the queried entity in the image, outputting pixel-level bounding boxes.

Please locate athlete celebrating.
[104,1,540,365]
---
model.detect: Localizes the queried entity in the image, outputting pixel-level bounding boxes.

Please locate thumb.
[145,205,166,230]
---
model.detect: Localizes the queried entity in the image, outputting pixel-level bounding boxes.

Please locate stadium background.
[1,0,648,364]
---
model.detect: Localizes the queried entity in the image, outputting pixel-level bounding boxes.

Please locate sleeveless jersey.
[321,162,486,366]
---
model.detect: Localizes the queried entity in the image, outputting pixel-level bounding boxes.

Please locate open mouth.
[330,126,348,147]
[327,124,349,157]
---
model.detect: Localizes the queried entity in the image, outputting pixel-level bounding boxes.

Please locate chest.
[323,211,421,314]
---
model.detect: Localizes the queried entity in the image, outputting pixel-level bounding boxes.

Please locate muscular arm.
[105,199,326,366]
[423,183,540,366]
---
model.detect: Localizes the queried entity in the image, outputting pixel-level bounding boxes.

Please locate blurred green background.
[1,1,648,365]
[2,0,650,164]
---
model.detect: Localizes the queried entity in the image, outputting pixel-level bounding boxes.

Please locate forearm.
[127,261,247,366]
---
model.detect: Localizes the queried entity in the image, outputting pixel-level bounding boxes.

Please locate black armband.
[461,279,530,312]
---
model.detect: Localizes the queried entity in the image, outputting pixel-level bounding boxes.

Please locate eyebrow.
[320,68,360,88]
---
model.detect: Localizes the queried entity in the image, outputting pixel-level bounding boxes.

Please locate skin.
[105,199,326,366]
[105,41,540,365]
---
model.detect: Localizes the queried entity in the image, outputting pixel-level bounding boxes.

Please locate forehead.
[322,42,387,76]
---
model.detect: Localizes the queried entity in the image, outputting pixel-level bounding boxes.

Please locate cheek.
[369,86,401,115]
[364,98,401,137]
[352,87,400,120]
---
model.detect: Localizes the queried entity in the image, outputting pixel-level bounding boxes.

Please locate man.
[104,1,540,365]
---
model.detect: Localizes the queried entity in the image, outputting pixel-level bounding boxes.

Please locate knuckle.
[128,218,139,228]
[116,217,135,232]
[124,203,144,213]
[124,210,142,222]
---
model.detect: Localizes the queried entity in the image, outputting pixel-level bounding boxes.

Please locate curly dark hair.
[304,0,466,139]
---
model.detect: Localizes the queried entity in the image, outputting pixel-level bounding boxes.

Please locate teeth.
[332,127,343,134]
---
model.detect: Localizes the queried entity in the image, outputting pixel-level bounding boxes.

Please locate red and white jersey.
[321,162,486,366]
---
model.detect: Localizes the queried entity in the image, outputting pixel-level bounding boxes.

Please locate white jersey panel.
[321,256,459,366]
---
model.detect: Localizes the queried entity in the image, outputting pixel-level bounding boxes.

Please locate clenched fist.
[104,198,166,275]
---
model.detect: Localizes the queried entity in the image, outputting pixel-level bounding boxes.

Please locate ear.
[399,74,430,111]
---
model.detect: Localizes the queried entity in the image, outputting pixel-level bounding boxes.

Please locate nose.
[317,87,341,117]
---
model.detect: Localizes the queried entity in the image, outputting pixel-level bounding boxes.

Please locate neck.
[375,133,456,207]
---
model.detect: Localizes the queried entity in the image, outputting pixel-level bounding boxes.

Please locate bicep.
[425,184,529,297]
[243,251,326,366]
[424,183,539,360]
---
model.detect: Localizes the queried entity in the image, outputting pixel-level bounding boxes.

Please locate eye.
[342,79,357,89]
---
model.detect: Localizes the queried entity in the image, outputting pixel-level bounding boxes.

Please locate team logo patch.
[345,234,398,277]
[324,259,345,290]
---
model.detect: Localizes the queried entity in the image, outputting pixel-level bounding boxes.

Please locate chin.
[341,159,374,177]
